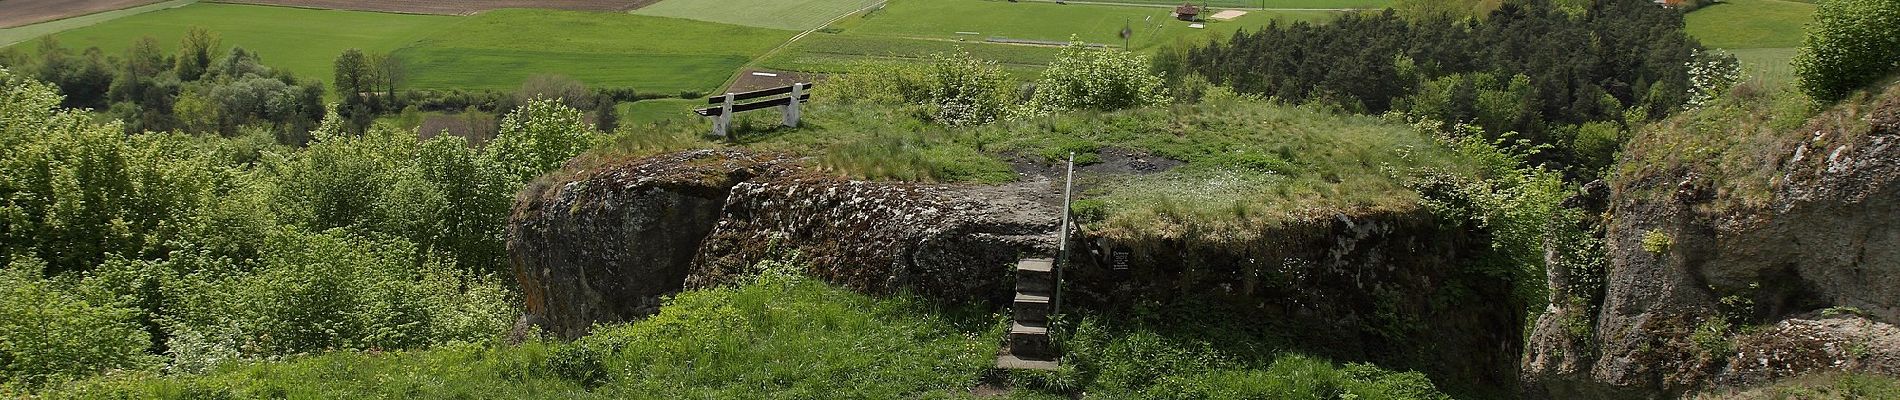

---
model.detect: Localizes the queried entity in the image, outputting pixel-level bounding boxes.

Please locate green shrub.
[164,229,512,365]
[1794,0,1900,102]
[1690,317,1734,356]
[484,99,600,183]
[1687,49,1742,108]
[1642,230,1673,255]
[1571,121,1627,173]
[0,258,157,391]
[924,51,1012,126]
[1021,44,1170,117]
[823,52,1013,126]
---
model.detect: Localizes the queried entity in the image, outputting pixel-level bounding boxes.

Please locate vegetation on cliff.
[46,263,1453,399]
[0,67,604,392]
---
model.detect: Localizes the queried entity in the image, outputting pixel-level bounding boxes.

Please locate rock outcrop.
[509,150,788,338]
[508,149,1059,339]
[1070,210,1520,397]
[1523,94,1900,398]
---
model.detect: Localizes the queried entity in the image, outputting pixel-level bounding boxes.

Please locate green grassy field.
[633,0,884,30]
[7,4,796,93]
[398,9,792,91]
[1081,0,1394,8]
[759,0,1341,74]
[1730,47,1800,86]
[846,0,1338,46]
[618,98,702,125]
[758,34,1065,76]
[12,3,456,80]
[1683,0,1816,85]
[1684,0,1816,49]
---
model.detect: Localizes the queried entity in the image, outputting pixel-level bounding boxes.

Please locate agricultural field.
[633,0,884,30]
[0,0,165,28]
[395,8,792,91]
[1683,0,1817,84]
[759,0,1342,74]
[5,3,795,93]
[0,0,188,45]
[14,3,458,80]
[217,0,654,15]
[1074,0,1395,9]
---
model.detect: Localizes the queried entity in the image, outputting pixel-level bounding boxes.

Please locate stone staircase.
[996,257,1059,370]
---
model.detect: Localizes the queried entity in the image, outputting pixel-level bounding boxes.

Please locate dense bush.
[0,67,609,389]
[1020,44,1171,117]
[14,35,325,139]
[1793,0,1900,103]
[1,258,156,392]
[161,230,512,364]
[485,99,601,183]
[923,52,1012,126]
[823,52,1014,126]
[1174,0,1701,174]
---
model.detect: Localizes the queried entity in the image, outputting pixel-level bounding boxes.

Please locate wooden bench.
[693,82,814,138]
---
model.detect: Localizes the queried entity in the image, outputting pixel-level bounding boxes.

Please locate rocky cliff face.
[1071,210,1520,396]
[1523,95,1900,398]
[508,149,1059,339]
[508,150,788,338]
[509,148,1523,394]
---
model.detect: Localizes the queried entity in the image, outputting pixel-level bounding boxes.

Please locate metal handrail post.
[1054,152,1075,316]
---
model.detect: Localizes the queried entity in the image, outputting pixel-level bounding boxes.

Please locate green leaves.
[1794,0,1900,103]
[1021,44,1171,117]
[484,99,598,183]
[0,257,157,391]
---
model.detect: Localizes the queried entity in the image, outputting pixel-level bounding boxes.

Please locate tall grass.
[48,266,1454,399]
[1615,78,1900,209]
[48,269,1001,398]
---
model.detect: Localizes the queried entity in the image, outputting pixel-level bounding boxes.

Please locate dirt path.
[0,0,167,28]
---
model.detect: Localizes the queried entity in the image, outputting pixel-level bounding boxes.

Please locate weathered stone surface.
[1523,94,1900,398]
[509,149,1059,338]
[1070,210,1518,397]
[509,150,787,339]
[688,177,1060,304]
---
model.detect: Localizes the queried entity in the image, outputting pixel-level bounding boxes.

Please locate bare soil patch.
[210,0,659,15]
[0,0,164,28]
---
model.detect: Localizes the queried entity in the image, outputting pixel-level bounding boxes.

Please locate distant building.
[1173,4,1201,21]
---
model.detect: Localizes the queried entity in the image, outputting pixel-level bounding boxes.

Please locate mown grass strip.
[632,0,886,31]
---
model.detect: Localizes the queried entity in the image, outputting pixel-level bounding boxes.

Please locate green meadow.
[845,0,1338,45]
[1683,0,1817,84]
[1089,0,1395,8]
[759,0,1342,74]
[1684,0,1816,49]
[633,0,885,30]
[14,3,456,81]
[9,4,796,93]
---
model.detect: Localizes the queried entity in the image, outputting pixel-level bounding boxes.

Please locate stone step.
[1016,258,1054,273]
[1015,292,1051,304]
[1011,321,1048,335]
[1013,301,1050,323]
[1008,330,1054,358]
[1015,276,1053,293]
[996,352,1059,370]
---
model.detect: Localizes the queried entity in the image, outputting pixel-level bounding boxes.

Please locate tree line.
[1,29,327,143]
[1162,0,1714,174]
